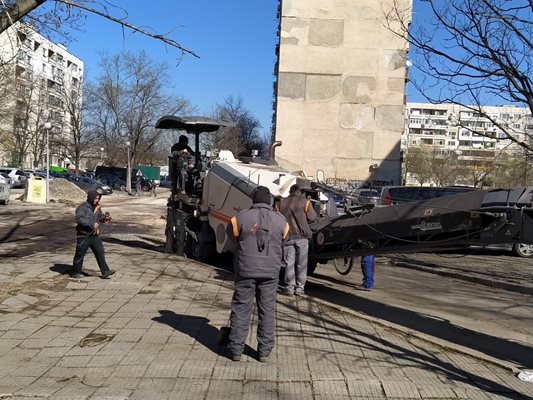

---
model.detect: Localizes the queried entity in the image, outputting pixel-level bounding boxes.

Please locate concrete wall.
[274,0,411,185]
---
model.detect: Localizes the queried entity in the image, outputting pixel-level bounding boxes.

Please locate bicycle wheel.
[333,257,354,275]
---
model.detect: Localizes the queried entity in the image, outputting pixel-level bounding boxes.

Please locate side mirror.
[317,170,325,183]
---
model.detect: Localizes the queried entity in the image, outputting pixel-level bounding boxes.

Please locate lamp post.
[100,147,104,165]
[43,122,52,203]
[126,141,131,194]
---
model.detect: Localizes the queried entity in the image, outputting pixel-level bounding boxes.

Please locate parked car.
[69,176,113,195]
[96,173,126,191]
[33,171,53,180]
[0,167,28,188]
[352,188,380,206]
[0,172,12,187]
[159,175,171,188]
[80,171,96,179]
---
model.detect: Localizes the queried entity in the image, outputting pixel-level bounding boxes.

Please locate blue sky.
[61,0,280,138]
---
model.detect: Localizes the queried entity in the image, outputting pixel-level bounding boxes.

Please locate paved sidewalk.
[1,240,533,399]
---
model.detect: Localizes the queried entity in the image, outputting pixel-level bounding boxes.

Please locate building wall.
[0,23,83,169]
[273,0,411,185]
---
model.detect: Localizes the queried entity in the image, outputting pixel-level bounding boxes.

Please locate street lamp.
[126,141,131,194]
[44,122,52,203]
[100,147,104,165]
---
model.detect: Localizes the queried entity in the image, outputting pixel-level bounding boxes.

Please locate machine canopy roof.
[155,115,236,133]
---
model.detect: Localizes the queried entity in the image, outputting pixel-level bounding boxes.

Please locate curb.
[391,261,533,296]
[307,294,522,374]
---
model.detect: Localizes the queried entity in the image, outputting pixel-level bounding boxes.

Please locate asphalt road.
[1,188,532,369]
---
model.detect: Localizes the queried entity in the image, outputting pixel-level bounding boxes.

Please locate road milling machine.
[156,116,533,275]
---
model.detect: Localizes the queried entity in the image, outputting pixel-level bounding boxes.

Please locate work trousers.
[72,235,110,275]
[228,276,278,357]
[283,238,309,292]
[360,255,375,288]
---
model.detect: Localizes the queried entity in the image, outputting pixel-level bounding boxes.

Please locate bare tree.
[493,149,533,187]
[427,148,461,186]
[403,146,431,185]
[208,96,268,157]
[85,50,192,191]
[0,0,198,59]
[384,0,533,151]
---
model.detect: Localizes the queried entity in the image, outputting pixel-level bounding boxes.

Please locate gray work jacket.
[230,203,289,279]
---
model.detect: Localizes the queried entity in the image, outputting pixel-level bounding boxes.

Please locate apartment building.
[403,102,533,186]
[273,0,411,186]
[0,22,83,169]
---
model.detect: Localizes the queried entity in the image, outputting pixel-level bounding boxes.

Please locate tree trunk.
[0,0,47,33]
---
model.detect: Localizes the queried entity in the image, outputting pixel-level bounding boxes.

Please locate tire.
[333,257,355,275]
[164,208,178,253]
[512,243,533,258]
[186,221,216,262]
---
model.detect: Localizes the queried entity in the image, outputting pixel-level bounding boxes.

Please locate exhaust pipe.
[269,141,282,160]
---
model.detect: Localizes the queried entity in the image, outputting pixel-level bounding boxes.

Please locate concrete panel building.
[273,0,411,185]
[403,102,533,187]
[0,23,83,169]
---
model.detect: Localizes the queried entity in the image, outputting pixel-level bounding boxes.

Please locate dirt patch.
[50,179,87,204]
[79,333,115,347]
[0,277,68,304]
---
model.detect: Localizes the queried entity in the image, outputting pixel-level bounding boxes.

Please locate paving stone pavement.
[1,241,533,399]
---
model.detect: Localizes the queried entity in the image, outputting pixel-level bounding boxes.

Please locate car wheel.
[512,243,533,258]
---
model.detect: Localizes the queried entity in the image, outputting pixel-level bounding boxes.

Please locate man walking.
[227,186,289,362]
[71,190,115,279]
[279,184,316,296]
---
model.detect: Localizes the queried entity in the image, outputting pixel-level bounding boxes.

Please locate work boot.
[101,269,116,279]
[258,352,271,363]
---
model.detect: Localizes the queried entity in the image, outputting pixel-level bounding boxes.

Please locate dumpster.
[25,175,47,204]
[0,182,10,205]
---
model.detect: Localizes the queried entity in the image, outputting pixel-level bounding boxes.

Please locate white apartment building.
[0,22,83,169]
[403,102,533,185]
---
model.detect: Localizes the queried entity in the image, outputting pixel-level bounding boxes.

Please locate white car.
[0,172,12,186]
[0,168,28,188]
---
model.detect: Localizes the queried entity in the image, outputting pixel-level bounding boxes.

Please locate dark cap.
[178,135,188,143]
[252,186,271,205]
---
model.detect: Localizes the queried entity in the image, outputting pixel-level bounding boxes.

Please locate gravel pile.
[50,179,87,206]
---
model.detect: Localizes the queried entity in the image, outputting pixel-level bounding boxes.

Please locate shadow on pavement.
[279,299,524,399]
[307,273,533,369]
[104,236,164,252]
[50,263,72,275]
[152,310,256,360]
